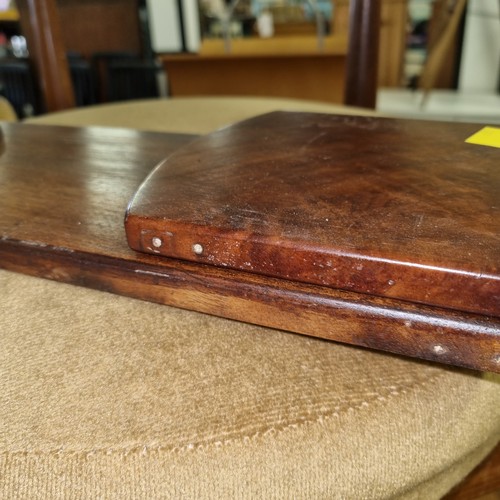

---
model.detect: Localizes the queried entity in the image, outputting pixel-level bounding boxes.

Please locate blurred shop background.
[0,0,499,122]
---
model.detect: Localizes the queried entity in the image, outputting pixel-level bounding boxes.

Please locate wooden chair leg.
[344,0,381,109]
[417,0,468,99]
[17,0,75,112]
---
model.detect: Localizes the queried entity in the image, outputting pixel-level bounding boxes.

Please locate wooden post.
[344,0,381,109]
[17,0,75,112]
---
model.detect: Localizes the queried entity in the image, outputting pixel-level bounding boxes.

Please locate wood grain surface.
[1,122,499,373]
[126,112,500,318]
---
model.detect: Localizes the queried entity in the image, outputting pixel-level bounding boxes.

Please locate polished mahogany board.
[126,112,500,318]
[0,122,499,373]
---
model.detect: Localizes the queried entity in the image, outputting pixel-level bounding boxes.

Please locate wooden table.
[0,122,499,373]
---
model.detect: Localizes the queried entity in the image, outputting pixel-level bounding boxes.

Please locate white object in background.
[182,0,201,52]
[257,10,274,38]
[458,0,500,92]
[11,36,28,58]
[408,0,432,23]
[377,88,500,124]
[147,0,201,53]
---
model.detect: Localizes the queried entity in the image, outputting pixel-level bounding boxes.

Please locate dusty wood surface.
[1,122,499,373]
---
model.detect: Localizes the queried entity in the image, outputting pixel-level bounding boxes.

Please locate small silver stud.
[432,345,447,355]
[493,354,500,365]
[192,243,204,255]
[152,237,162,248]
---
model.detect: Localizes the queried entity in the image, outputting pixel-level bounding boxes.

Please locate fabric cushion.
[0,96,17,121]
[25,96,376,135]
[1,269,499,498]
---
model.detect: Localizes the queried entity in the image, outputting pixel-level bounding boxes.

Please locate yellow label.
[465,126,500,148]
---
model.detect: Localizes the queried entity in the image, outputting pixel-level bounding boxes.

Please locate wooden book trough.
[125,112,499,372]
[1,113,498,373]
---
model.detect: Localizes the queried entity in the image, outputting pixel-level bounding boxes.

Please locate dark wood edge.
[443,442,500,499]
[125,213,500,319]
[2,238,499,373]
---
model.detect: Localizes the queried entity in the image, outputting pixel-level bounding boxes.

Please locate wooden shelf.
[199,35,348,57]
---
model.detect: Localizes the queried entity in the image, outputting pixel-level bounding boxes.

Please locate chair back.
[17,0,381,112]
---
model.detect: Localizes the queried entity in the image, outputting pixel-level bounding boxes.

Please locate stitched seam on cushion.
[0,369,450,457]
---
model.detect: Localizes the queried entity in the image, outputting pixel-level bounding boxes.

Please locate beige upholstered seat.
[2,97,497,498]
[2,269,499,498]
[0,96,18,122]
[25,96,377,134]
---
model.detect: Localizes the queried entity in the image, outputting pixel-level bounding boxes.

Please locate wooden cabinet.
[162,36,348,104]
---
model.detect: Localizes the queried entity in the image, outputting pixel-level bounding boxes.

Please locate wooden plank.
[0,123,194,258]
[0,122,499,373]
[125,112,500,318]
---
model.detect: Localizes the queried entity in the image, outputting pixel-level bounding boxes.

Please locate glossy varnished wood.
[126,112,500,318]
[0,123,193,256]
[0,122,499,373]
